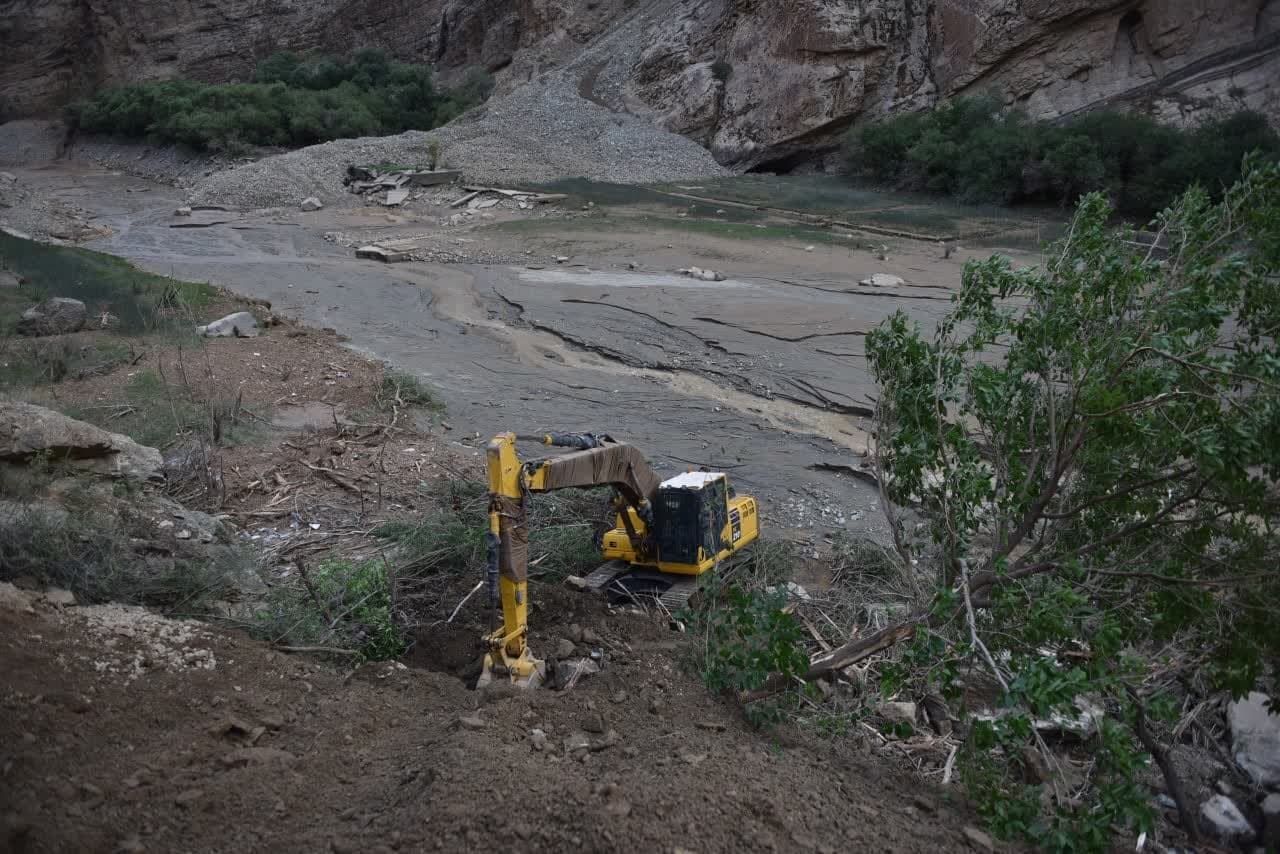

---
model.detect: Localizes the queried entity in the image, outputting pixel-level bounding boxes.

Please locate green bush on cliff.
[69,49,492,153]
[845,94,1280,216]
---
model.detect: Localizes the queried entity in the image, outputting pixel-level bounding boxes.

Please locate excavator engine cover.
[654,472,730,566]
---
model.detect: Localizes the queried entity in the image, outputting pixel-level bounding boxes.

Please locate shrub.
[854,155,1280,850]
[847,96,1280,217]
[256,558,404,660]
[70,50,492,153]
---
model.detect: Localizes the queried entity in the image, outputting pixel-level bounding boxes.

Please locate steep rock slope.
[1,0,1275,170]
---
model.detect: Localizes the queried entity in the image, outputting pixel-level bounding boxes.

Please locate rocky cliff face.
[2,0,1275,170]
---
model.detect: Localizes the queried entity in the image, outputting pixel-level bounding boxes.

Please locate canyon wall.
[1,0,1275,169]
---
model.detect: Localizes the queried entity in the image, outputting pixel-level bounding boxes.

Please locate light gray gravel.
[190,78,727,209]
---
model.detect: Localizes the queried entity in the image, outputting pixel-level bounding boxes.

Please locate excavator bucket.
[476,650,546,690]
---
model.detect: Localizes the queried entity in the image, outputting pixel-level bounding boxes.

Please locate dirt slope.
[0,582,987,853]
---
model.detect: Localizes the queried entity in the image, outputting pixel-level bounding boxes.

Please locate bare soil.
[0,582,994,854]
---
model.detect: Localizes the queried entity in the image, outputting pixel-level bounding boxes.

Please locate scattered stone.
[860,273,905,288]
[1200,794,1254,844]
[174,206,192,217]
[555,638,576,659]
[941,241,956,259]
[174,789,204,808]
[648,698,663,715]
[804,245,815,252]
[382,189,409,206]
[961,826,993,851]
[0,402,163,482]
[564,575,589,592]
[876,701,917,728]
[18,297,87,336]
[568,623,584,643]
[299,197,324,212]
[530,729,548,752]
[1228,691,1280,788]
[457,715,487,731]
[175,529,192,540]
[605,799,632,817]
[196,311,259,339]
[680,752,707,766]
[696,721,727,732]
[610,690,628,704]
[581,713,606,734]
[580,627,603,645]
[555,256,570,264]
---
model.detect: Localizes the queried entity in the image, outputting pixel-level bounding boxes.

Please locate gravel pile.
[190,78,728,209]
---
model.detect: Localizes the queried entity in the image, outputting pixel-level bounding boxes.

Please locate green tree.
[758,156,1279,850]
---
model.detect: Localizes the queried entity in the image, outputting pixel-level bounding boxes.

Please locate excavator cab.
[479,431,759,689]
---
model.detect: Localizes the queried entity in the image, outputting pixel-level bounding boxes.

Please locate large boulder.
[196,311,258,338]
[17,297,86,336]
[1199,794,1254,845]
[1229,692,1280,788]
[0,402,162,482]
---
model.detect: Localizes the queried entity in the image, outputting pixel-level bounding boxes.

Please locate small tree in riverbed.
[785,156,1280,850]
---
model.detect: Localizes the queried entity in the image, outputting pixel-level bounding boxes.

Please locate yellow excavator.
[480,431,760,688]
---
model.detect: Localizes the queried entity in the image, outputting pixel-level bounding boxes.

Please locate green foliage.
[0,229,215,335]
[847,95,1280,216]
[70,50,492,152]
[686,575,809,699]
[375,479,606,582]
[865,156,1280,849]
[0,503,248,614]
[256,559,404,660]
[377,370,442,412]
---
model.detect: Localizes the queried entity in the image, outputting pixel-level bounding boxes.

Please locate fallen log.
[741,618,921,702]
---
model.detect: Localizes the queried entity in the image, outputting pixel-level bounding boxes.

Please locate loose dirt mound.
[189,79,727,210]
[1,581,989,853]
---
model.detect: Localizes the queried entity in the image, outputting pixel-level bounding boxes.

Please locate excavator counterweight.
[478,432,759,688]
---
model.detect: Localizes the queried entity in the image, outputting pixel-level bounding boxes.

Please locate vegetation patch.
[70,49,493,153]
[846,95,1280,216]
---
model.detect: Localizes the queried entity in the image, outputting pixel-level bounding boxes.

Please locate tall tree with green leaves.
[758,155,1279,850]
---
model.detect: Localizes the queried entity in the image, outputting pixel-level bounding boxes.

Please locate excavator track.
[583,561,701,611]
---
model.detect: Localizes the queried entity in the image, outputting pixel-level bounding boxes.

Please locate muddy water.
[21,164,1008,538]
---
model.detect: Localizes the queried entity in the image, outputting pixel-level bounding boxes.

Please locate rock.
[876,701,917,728]
[174,206,192,216]
[580,627,603,645]
[680,752,707,766]
[381,189,409,206]
[563,731,591,754]
[1228,692,1280,788]
[568,623,583,643]
[299,196,323,211]
[457,715,486,731]
[648,698,663,715]
[961,826,993,851]
[804,245,815,252]
[859,273,905,288]
[174,789,204,808]
[1200,794,1254,844]
[555,256,570,264]
[17,297,86,336]
[39,588,75,607]
[610,690,628,704]
[196,311,259,338]
[605,799,632,817]
[581,713,605,734]
[529,729,547,752]
[564,575,588,592]
[175,529,192,540]
[0,270,23,289]
[1262,793,1280,849]
[555,638,576,659]
[0,402,162,482]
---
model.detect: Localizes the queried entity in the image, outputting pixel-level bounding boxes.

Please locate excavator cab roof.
[659,471,725,490]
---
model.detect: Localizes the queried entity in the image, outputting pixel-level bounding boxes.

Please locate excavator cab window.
[655,472,730,565]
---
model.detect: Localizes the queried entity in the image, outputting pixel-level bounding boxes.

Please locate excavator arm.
[481,431,663,688]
